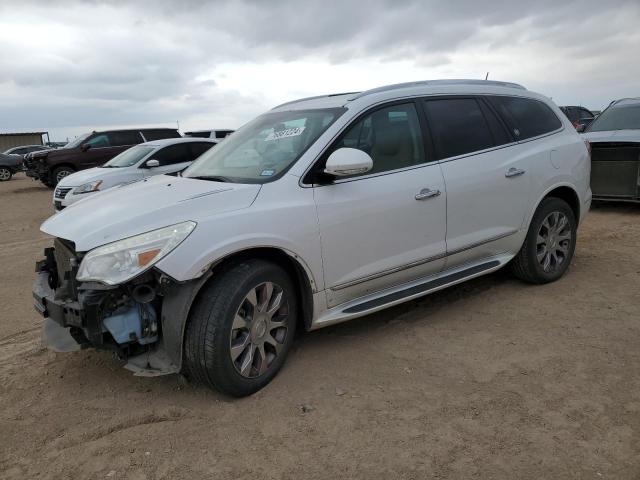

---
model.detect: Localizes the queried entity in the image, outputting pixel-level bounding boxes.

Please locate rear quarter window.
[489,96,562,140]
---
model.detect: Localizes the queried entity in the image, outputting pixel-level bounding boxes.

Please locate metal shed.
[0,132,48,152]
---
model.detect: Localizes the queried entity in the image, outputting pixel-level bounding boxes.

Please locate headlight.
[74,180,102,194]
[76,221,196,285]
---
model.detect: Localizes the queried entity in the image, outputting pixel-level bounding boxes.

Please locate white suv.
[34,80,591,396]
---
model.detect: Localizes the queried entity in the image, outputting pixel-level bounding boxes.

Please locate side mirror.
[576,124,586,133]
[324,148,373,177]
[81,143,91,152]
[145,159,160,168]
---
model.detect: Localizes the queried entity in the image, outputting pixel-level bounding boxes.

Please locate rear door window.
[108,131,143,147]
[188,142,215,159]
[489,96,562,140]
[423,98,495,159]
[152,144,191,166]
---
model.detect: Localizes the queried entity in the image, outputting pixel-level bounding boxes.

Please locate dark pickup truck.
[24,128,181,187]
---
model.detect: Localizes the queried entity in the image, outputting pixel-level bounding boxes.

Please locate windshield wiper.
[189,175,232,183]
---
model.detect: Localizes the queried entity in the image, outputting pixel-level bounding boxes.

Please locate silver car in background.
[53,137,217,210]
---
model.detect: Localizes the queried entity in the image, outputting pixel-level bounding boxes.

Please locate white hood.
[582,129,640,143]
[42,175,261,251]
[57,166,140,189]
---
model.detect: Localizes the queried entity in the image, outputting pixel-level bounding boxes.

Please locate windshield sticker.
[265,126,305,141]
[260,169,276,176]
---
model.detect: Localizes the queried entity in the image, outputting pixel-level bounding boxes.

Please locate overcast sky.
[1,0,639,142]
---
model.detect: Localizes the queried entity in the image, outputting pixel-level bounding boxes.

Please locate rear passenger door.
[423,96,531,269]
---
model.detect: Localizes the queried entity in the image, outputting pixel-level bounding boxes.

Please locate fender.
[159,245,318,371]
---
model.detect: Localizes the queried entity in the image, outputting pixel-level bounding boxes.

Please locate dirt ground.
[1,174,639,479]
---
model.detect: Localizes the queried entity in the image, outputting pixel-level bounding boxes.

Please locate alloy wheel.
[536,211,572,273]
[229,281,289,378]
[56,170,71,183]
[0,168,11,181]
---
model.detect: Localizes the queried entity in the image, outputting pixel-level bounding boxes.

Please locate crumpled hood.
[41,175,261,251]
[582,129,640,143]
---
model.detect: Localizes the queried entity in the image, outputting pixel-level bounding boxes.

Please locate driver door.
[312,101,447,308]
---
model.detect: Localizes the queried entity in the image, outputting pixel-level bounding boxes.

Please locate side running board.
[343,260,501,314]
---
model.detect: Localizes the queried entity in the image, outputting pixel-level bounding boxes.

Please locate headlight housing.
[74,180,103,194]
[76,221,196,285]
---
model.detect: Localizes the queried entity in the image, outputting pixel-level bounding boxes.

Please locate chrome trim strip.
[329,229,519,291]
[330,252,447,291]
[446,229,518,256]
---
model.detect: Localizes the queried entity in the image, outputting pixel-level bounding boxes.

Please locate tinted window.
[331,103,426,176]
[586,104,640,132]
[490,96,562,140]
[184,131,211,138]
[424,98,495,159]
[142,129,181,141]
[86,134,110,148]
[152,144,191,166]
[188,142,214,159]
[109,131,142,147]
[578,107,593,119]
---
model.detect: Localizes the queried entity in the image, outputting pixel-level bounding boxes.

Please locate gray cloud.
[1,0,639,139]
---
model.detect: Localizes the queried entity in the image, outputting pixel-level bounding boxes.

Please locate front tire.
[511,197,577,284]
[183,259,297,397]
[0,167,12,181]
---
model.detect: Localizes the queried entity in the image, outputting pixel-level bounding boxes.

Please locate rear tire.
[0,167,12,181]
[183,259,297,397]
[511,197,577,284]
[52,166,74,186]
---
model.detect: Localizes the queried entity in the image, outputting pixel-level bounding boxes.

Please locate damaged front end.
[34,238,179,376]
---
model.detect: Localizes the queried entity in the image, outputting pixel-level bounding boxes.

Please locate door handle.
[415,188,441,200]
[505,167,526,178]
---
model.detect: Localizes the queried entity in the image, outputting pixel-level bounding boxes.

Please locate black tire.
[511,197,577,284]
[183,259,297,397]
[52,166,75,186]
[0,167,13,181]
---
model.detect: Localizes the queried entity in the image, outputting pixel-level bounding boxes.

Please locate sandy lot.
[1,174,639,479]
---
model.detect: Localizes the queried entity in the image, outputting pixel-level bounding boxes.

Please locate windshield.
[64,132,92,149]
[587,104,640,132]
[103,145,155,168]
[183,108,345,183]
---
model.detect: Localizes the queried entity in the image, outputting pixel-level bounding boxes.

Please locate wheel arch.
[525,183,582,230]
[538,184,581,222]
[161,246,316,372]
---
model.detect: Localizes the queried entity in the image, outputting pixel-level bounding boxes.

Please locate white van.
[34,80,591,396]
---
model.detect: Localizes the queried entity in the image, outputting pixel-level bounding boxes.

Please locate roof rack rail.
[272,91,362,110]
[350,79,526,100]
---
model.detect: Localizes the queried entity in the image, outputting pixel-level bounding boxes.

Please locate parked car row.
[33,79,593,397]
[23,128,182,187]
[53,137,216,210]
